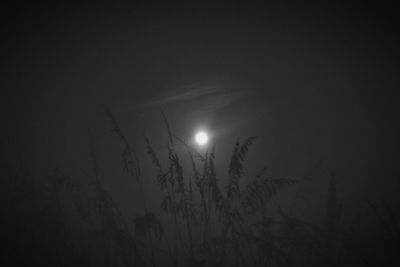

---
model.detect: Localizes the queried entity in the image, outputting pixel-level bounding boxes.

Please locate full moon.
[195,131,209,146]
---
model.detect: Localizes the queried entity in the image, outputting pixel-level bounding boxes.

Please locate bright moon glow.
[195,131,209,146]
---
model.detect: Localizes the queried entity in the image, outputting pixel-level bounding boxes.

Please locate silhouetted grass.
[2,110,399,266]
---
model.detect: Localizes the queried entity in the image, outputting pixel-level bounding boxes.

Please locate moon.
[195,131,209,146]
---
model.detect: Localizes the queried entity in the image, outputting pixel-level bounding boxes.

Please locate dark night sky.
[2,3,400,221]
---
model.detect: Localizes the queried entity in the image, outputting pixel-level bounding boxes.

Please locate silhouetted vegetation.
[1,110,399,266]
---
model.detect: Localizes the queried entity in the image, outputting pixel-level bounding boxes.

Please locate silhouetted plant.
[6,109,396,266]
[139,112,301,266]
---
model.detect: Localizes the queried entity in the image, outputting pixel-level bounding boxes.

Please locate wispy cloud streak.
[140,82,247,113]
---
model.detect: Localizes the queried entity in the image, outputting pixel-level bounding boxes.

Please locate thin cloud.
[193,90,245,115]
[145,83,223,107]
[126,81,249,121]
[142,82,247,111]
